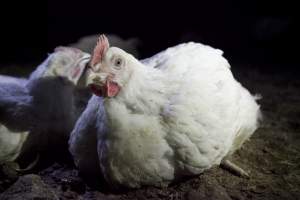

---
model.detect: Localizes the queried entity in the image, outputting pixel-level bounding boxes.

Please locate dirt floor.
[0,63,299,200]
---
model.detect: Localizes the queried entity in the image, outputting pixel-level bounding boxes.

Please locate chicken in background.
[0,47,91,171]
[69,35,261,188]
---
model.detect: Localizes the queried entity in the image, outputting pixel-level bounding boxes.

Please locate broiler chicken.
[0,47,91,166]
[69,35,261,188]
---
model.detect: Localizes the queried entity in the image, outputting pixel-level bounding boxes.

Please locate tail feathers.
[228,90,261,155]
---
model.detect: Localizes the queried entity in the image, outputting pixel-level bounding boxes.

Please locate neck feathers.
[106,63,166,115]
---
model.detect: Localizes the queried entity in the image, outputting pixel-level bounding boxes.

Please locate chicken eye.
[114,58,123,69]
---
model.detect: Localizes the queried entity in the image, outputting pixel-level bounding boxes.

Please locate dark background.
[0,0,298,70]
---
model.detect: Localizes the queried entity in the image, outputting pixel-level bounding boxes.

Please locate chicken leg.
[220,160,249,178]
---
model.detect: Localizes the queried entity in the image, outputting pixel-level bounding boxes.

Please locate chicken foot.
[220,159,249,178]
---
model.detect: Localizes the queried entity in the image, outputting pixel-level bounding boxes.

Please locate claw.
[220,159,249,178]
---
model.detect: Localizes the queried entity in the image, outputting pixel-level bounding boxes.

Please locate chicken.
[0,47,91,166]
[69,35,261,188]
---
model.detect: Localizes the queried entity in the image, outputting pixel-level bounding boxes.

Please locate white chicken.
[69,35,260,188]
[0,47,91,166]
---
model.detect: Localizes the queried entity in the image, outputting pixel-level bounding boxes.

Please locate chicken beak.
[86,71,103,96]
[87,71,120,97]
[86,71,106,86]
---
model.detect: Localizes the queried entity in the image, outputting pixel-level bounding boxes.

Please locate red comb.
[90,34,109,66]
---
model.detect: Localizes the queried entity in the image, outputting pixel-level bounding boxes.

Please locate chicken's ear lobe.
[90,34,110,66]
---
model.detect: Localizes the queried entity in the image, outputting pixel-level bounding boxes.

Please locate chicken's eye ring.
[113,58,123,70]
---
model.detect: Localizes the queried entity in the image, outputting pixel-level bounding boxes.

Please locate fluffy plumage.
[69,36,260,188]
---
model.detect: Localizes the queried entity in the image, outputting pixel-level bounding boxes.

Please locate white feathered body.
[70,42,260,188]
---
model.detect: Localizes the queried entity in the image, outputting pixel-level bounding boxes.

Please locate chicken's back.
[146,42,260,176]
